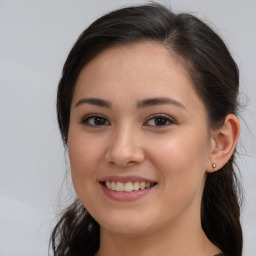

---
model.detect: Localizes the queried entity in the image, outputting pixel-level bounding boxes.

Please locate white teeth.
[104,181,155,192]
[106,181,111,189]
[133,181,140,191]
[111,181,116,191]
[140,182,145,190]
[116,182,124,192]
[124,182,133,192]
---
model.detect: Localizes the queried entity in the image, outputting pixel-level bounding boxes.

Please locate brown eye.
[93,117,107,125]
[154,117,169,126]
[82,115,110,126]
[145,114,174,127]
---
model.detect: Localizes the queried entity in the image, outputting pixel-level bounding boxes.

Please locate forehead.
[72,42,204,113]
[77,42,191,84]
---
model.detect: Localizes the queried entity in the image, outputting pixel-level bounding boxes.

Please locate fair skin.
[68,42,239,256]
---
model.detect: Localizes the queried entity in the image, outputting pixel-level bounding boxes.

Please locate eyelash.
[81,114,110,126]
[144,114,175,127]
[80,114,175,127]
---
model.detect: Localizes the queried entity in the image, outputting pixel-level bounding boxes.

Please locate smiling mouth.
[101,181,157,192]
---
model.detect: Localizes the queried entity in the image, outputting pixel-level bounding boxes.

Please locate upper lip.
[99,175,157,183]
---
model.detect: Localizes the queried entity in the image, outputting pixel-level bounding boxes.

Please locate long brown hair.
[51,3,243,256]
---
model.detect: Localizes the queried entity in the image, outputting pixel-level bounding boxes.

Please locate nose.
[105,125,145,167]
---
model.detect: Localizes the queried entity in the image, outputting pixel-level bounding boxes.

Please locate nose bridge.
[105,122,144,166]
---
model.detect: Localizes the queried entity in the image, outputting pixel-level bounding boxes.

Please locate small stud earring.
[212,163,216,169]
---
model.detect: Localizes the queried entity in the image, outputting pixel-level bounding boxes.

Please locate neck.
[96,211,220,256]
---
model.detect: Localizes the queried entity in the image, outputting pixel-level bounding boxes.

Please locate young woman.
[51,3,243,256]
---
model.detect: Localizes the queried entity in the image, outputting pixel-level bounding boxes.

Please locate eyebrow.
[75,98,112,108]
[137,97,187,110]
[75,97,186,110]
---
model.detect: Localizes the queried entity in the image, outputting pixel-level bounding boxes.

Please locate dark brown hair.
[51,3,243,256]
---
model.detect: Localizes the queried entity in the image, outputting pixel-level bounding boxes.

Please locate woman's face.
[68,42,213,237]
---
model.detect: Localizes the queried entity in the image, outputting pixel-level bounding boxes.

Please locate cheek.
[151,129,209,169]
[67,134,104,212]
[68,131,104,187]
[149,129,210,196]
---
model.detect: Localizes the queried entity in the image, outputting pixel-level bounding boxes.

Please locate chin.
[97,214,155,237]
[103,224,151,237]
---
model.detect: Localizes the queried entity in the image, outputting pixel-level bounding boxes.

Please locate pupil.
[155,118,167,126]
[95,117,105,125]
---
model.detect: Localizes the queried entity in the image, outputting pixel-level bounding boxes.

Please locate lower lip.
[100,183,155,202]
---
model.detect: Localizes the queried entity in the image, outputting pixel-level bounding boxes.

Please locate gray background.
[0,0,255,255]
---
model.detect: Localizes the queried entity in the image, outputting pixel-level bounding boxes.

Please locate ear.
[206,114,240,173]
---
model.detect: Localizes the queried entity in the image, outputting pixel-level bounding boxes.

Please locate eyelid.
[80,113,175,127]
[80,113,110,126]
[144,113,176,127]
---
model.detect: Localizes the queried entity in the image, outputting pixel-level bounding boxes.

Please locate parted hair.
[51,3,243,256]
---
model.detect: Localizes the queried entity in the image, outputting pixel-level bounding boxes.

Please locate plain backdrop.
[0,0,255,255]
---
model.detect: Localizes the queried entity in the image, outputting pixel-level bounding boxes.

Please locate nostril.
[105,146,145,167]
